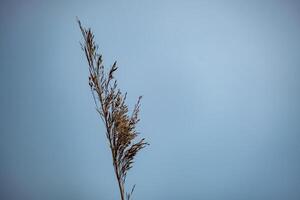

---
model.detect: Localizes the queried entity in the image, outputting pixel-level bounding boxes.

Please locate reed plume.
[78,19,148,200]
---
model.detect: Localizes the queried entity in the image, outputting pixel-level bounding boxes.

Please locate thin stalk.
[114,162,125,200]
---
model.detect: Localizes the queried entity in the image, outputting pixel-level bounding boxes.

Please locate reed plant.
[78,19,148,200]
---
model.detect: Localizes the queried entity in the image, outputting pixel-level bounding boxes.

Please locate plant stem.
[114,162,125,200]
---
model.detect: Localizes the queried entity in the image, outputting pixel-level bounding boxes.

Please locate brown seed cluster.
[78,19,148,200]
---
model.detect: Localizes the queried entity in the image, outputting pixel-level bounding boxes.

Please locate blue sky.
[1,1,300,199]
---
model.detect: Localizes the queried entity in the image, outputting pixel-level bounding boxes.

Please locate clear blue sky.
[1,0,300,199]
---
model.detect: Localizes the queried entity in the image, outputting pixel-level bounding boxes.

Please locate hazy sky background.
[1,0,300,199]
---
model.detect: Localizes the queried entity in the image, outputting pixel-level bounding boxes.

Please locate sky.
[0,0,300,199]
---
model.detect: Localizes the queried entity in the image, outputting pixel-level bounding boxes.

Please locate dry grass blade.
[78,19,148,200]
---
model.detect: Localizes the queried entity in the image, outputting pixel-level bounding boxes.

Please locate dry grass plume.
[78,19,148,200]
